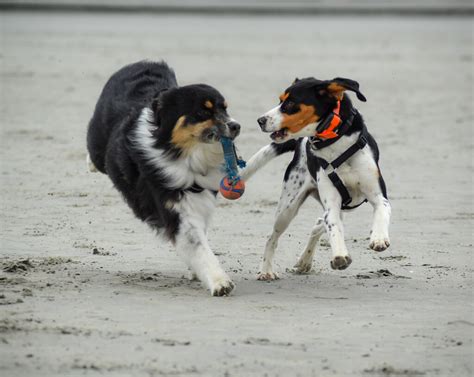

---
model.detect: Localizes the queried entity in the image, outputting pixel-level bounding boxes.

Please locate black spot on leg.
[324,212,329,223]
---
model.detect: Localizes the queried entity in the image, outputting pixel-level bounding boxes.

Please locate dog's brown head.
[152,84,240,154]
[257,77,366,143]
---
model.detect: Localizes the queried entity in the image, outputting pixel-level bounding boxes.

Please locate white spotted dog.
[241,77,391,280]
[87,61,241,296]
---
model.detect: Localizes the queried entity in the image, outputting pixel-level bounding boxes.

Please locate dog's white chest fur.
[134,108,226,191]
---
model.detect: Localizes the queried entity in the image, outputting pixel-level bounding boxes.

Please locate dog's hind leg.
[360,172,391,251]
[294,218,325,273]
[368,194,391,251]
[317,169,352,270]
[257,175,313,281]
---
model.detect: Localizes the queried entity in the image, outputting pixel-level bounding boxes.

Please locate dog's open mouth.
[270,128,288,141]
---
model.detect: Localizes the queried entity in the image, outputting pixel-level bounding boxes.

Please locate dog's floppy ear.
[326,77,367,102]
[151,88,171,125]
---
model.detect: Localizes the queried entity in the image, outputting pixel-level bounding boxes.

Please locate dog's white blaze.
[134,107,225,191]
[260,105,283,132]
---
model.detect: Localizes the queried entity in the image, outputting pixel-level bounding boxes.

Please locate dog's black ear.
[151,97,161,114]
[326,77,367,102]
[151,88,171,125]
[292,77,300,85]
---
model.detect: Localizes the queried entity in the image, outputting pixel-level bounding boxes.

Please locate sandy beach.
[0,11,472,376]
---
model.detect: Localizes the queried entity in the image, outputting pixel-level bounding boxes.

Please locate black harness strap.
[310,110,369,210]
[327,171,354,208]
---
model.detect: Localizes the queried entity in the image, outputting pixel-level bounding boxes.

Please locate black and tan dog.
[87,61,241,296]
[242,77,391,280]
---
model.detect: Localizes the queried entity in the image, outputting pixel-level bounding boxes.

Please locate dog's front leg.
[318,173,352,270]
[368,193,391,251]
[175,220,234,296]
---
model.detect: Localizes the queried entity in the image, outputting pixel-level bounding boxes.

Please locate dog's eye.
[197,110,212,119]
[281,101,296,113]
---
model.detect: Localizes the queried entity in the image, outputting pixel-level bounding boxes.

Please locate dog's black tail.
[240,139,298,181]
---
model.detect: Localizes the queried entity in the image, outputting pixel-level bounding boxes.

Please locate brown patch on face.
[327,83,345,101]
[281,104,320,134]
[204,100,213,109]
[223,101,228,109]
[279,92,289,102]
[171,116,215,152]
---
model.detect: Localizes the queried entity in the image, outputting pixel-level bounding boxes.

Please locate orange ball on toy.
[219,177,245,200]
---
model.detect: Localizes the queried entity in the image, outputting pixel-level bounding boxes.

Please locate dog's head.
[257,77,366,143]
[152,84,240,153]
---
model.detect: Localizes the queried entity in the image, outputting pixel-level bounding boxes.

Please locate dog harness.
[309,103,368,210]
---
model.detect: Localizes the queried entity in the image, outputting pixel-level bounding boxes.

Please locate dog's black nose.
[227,121,241,134]
[257,117,267,129]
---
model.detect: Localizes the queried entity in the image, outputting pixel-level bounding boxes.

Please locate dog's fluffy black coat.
[87,61,239,295]
[88,61,182,239]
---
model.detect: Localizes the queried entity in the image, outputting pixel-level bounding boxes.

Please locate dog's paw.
[210,278,235,297]
[257,272,279,281]
[294,260,312,274]
[369,237,390,252]
[330,255,352,270]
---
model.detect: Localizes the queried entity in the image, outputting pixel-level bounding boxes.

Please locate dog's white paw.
[294,260,312,274]
[210,277,234,297]
[369,237,390,252]
[330,255,352,270]
[257,272,279,281]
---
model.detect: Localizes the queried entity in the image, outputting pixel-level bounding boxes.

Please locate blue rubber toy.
[219,137,246,200]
